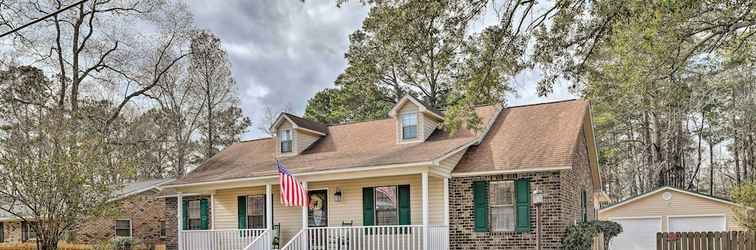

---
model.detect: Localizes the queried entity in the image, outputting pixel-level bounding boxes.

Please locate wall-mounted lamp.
[533,189,544,250]
[532,189,544,205]
[334,189,343,202]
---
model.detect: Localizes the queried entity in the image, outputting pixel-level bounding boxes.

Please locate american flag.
[277,160,306,207]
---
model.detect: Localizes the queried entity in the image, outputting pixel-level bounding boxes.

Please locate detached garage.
[598,186,744,250]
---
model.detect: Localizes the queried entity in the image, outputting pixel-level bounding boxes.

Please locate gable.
[600,187,738,216]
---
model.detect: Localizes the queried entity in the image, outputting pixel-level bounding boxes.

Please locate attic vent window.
[401,113,417,140]
[280,129,292,153]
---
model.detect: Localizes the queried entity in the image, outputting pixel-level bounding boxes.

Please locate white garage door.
[669,215,726,232]
[610,217,662,250]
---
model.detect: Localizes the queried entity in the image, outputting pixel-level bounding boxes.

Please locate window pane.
[248,196,265,216]
[116,229,131,237]
[247,196,266,229]
[115,220,130,229]
[400,113,417,126]
[160,221,166,238]
[375,186,398,225]
[248,216,265,229]
[400,113,418,139]
[402,126,417,139]
[492,182,514,206]
[189,219,202,230]
[188,200,200,219]
[491,206,515,231]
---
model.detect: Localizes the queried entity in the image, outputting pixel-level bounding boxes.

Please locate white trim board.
[600,186,741,213]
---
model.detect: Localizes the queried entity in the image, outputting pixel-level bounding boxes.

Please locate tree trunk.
[709,141,715,196]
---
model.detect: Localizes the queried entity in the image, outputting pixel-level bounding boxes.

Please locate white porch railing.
[281,225,448,250]
[244,230,272,250]
[180,229,267,250]
[428,225,449,250]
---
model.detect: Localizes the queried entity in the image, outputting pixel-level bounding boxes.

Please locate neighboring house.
[162,96,603,250]
[0,179,173,248]
[598,186,746,250]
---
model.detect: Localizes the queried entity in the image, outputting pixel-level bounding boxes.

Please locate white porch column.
[301,181,308,250]
[301,181,308,229]
[444,177,450,226]
[210,193,215,229]
[177,193,183,250]
[266,184,273,231]
[422,172,429,250]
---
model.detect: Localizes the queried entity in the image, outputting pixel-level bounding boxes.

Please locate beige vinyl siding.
[437,150,465,174]
[211,174,445,244]
[422,114,439,140]
[295,131,320,153]
[598,189,744,231]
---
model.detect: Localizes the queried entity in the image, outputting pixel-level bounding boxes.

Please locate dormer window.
[400,113,418,140]
[279,129,292,153]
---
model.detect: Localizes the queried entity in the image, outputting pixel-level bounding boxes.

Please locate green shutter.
[473,181,489,232]
[200,199,209,230]
[362,187,375,226]
[581,190,588,222]
[515,179,531,232]
[398,185,411,225]
[181,200,189,230]
[238,196,247,229]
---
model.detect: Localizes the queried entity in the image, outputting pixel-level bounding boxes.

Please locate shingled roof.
[170,99,592,186]
[454,99,590,174]
[279,113,329,135]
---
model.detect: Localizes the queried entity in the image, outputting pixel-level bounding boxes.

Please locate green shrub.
[111,237,133,250]
[562,220,623,250]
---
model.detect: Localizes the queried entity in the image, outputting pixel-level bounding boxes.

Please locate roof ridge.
[505,99,580,109]
[326,117,393,127]
[240,137,273,143]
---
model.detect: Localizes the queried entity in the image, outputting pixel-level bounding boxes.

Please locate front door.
[308,190,328,227]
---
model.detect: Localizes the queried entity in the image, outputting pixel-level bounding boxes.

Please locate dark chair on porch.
[272,223,281,250]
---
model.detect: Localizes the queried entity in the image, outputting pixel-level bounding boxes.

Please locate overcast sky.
[188,1,575,140]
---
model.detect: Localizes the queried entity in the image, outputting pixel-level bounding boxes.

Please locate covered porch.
[171,166,451,250]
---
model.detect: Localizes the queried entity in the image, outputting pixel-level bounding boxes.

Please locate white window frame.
[374,186,399,226]
[279,129,293,153]
[114,219,133,238]
[490,181,516,232]
[400,112,418,140]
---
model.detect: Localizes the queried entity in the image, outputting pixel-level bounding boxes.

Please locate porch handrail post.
[266,184,273,231]
[422,172,429,250]
[210,192,215,229]
[177,193,183,250]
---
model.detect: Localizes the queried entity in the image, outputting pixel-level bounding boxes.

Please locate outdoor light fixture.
[334,189,343,202]
[533,189,544,205]
[533,189,544,250]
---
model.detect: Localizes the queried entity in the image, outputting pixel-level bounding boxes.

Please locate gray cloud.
[188,1,368,139]
[188,1,573,140]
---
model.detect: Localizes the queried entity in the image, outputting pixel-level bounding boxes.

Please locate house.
[161,96,603,250]
[598,186,746,250]
[0,178,173,248]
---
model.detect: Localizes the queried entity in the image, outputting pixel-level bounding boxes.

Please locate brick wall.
[2,222,22,243]
[560,130,597,226]
[449,171,563,250]
[449,132,597,250]
[164,195,210,250]
[74,191,166,248]
[165,197,178,250]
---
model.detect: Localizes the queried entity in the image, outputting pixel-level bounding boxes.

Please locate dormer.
[270,113,328,156]
[389,96,444,144]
